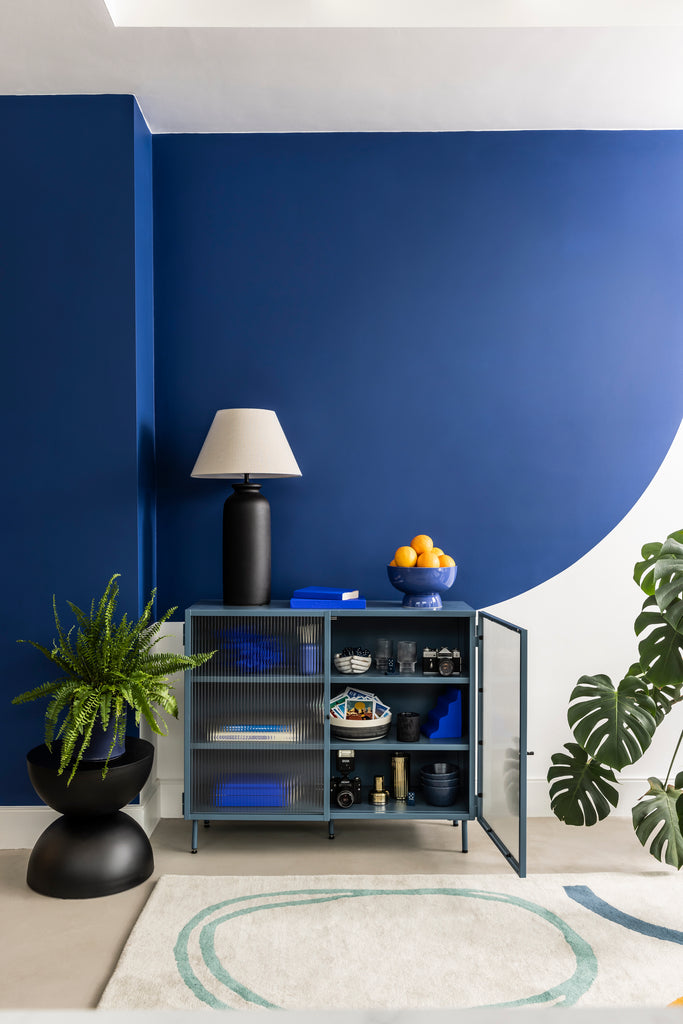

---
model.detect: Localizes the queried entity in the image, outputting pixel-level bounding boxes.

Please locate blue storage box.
[214,773,287,807]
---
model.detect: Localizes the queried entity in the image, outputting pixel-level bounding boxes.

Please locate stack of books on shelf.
[211,724,296,742]
[289,586,366,609]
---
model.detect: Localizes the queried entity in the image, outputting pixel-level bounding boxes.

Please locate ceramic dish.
[333,653,372,674]
[330,712,392,741]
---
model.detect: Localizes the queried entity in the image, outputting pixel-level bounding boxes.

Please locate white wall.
[485,417,683,817]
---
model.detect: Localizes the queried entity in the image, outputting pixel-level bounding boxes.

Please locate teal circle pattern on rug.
[173,886,598,1009]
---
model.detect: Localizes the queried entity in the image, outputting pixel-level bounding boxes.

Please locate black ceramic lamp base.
[223,481,271,605]
[27,811,153,899]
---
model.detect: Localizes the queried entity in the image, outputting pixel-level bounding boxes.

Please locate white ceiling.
[3,0,683,133]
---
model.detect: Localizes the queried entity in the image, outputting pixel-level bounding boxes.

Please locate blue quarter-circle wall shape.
[152,131,683,614]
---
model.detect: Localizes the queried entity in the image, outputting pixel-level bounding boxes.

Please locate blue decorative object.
[387,564,457,609]
[220,628,283,673]
[214,773,286,807]
[421,687,462,739]
[300,642,321,674]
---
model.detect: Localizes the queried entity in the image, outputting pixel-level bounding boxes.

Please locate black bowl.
[421,762,458,777]
[422,788,459,806]
[420,775,459,786]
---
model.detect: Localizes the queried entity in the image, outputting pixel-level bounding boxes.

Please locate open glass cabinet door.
[476,611,528,877]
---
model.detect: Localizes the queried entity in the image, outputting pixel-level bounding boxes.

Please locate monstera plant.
[548,530,683,868]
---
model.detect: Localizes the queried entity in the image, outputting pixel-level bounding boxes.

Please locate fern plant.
[548,530,683,868]
[12,574,215,783]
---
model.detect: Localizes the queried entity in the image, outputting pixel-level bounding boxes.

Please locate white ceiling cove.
[2,0,683,132]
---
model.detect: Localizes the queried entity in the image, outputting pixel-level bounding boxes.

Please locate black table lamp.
[191,408,301,605]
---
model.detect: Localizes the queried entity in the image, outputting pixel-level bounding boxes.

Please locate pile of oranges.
[389,535,456,569]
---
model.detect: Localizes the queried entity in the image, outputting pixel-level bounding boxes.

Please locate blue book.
[290,596,366,609]
[292,585,360,601]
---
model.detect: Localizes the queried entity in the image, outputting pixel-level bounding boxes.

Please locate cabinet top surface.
[187,600,475,614]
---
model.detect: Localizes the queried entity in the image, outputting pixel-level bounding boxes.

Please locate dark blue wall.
[134,102,157,615]
[152,131,683,615]
[1,96,152,804]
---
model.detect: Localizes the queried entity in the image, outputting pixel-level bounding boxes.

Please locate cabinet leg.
[191,819,198,853]
[451,820,459,827]
[461,820,468,853]
[328,821,335,840]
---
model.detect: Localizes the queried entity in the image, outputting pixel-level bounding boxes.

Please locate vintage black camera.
[421,643,464,675]
[422,646,462,676]
[437,647,462,676]
[330,749,362,808]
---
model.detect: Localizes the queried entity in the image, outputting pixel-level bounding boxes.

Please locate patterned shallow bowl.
[333,653,372,674]
[330,712,392,741]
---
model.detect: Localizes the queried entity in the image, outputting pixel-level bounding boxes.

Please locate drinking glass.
[375,638,391,673]
[397,640,417,674]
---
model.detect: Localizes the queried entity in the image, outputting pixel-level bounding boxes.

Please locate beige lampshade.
[191,408,302,479]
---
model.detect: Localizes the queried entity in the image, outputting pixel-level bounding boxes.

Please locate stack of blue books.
[289,586,366,609]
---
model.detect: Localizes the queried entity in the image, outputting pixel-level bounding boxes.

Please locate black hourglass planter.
[26,738,155,899]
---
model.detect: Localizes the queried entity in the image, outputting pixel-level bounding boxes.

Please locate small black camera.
[330,749,362,808]
[422,646,462,676]
[437,647,462,676]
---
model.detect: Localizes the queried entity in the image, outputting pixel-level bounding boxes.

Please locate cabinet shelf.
[331,672,470,687]
[329,730,469,751]
[330,788,469,819]
[190,741,324,750]
[193,674,324,684]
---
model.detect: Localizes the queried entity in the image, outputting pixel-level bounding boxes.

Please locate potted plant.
[548,530,683,868]
[12,573,215,784]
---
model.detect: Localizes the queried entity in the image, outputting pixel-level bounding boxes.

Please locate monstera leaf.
[567,674,657,770]
[625,663,683,725]
[635,596,683,689]
[648,682,683,724]
[634,540,668,596]
[634,530,683,620]
[547,742,619,826]
[653,535,683,633]
[632,775,683,870]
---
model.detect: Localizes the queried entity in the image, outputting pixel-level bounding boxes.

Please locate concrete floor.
[0,815,674,1010]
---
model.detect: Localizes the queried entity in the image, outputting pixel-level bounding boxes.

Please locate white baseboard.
[1,776,652,849]
[158,777,184,819]
[1,787,161,850]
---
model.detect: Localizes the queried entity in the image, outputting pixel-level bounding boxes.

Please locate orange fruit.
[411,534,433,555]
[417,551,440,568]
[431,547,444,557]
[394,545,418,567]
[389,559,397,566]
[438,554,456,567]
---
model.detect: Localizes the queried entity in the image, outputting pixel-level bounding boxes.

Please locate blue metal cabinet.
[184,600,527,875]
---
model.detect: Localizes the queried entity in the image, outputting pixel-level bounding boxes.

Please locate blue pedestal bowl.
[387,564,457,609]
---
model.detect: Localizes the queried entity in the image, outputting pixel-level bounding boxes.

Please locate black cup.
[396,711,421,742]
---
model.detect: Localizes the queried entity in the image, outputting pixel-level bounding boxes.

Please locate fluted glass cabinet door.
[476,612,528,877]
[185,607,326,818]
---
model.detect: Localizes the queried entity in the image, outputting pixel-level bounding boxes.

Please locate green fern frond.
[12,573,215,783]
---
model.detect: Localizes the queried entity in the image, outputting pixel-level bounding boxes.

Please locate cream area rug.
[98,873,683,1011]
